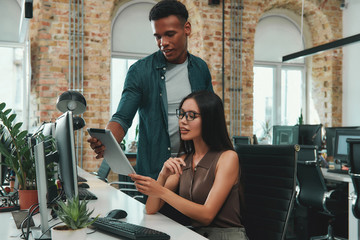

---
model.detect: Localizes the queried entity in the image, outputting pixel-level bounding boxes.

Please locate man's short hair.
[149,0,188,24]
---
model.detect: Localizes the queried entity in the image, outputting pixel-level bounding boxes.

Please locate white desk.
[0,168,207,240]
[321,168,360,239]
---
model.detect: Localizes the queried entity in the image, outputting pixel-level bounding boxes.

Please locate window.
[0,0,32,130]
[253,15,306,143]
[111,1,157,151]
[110,58,138,147]
[0,46,24,122]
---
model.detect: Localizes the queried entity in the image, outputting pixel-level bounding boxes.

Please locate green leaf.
[3,109,12,116]
[0,102,6,111]
[0,144,11,159]
[8,113,17,123]
[54,196,96,229]
[17,130,28,140]
[13,122,23,134]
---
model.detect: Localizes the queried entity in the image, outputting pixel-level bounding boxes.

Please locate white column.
[342,0,360,126]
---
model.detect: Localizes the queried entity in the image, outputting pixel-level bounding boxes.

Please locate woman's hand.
[129,174,165,198]
[159,157,186,178]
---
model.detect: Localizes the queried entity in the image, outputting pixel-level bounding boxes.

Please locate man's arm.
[106,121,125,143]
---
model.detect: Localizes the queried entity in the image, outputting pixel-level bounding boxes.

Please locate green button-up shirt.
[110,50,213,179]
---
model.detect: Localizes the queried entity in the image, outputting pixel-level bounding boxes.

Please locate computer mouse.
[78,182,90,188]
[106,209,128,219]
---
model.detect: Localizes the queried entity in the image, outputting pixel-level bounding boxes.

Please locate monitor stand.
[31,142,51,240]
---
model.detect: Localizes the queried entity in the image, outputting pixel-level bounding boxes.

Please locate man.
[88,0,213,179]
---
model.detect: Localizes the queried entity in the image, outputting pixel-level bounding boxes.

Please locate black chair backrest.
[237,145,297,240]
[296,145,327,211]
[97,159,111,181]
[346,138,360,219]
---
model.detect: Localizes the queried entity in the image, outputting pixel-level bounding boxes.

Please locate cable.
[20,203,38,238]
[25,205,40,240]
[19,203,39,240]
[37,222,62,240]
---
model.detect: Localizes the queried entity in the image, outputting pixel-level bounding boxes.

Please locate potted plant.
[259,119,272,144]
[127,124,139,153]
[52,196,98,240]
[0,102,37,209]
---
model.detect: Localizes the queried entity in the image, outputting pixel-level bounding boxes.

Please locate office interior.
[1,0,360,239]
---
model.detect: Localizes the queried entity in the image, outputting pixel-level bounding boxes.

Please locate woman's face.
[178,98,202,141]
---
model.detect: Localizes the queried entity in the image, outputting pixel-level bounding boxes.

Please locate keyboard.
[327,168,349,175]
[91,217,170,240]
[78,188,97,200]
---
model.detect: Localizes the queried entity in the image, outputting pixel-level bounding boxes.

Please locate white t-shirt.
[165,59,191,155]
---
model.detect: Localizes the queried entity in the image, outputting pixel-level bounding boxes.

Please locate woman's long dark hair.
[178,90,234,154]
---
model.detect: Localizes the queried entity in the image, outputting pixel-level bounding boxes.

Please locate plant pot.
[51,225,86,240]
[18,190,38,210]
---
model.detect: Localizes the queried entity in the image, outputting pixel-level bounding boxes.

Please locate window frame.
[0,40,31,130]
[253,60,306,127]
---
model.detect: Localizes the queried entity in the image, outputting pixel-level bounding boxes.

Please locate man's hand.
[87,137,106,159]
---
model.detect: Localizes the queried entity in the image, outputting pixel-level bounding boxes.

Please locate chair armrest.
[108,181,144,199]
[109,181,135,186]
[349,172,360,178]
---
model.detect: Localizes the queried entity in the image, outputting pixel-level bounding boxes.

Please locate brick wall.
[30,0,342,172]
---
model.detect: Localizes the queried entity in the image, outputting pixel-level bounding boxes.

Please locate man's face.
[151,15,191,64]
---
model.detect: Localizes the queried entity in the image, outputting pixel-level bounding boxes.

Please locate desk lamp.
[56,90,87,130]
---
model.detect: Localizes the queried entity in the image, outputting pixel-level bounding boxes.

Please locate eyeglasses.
[176,109,201,121]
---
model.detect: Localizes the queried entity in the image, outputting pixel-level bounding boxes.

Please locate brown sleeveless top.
[178,151,243,228]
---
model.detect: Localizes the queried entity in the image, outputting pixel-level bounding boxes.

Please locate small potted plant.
[52,196,98,240]
[0,102,37,209]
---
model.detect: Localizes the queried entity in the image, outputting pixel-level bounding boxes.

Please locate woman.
[129,91,248,240]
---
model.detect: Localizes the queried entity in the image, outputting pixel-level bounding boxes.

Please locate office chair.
[89,158,143,201]
[346,139,360,219]
[107,172,144,201]
[236,145,297,240]
[296,145,347,240]
[91,159,111,182]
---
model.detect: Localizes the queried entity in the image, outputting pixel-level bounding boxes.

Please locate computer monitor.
[42,122,56,137]
[272,125,299,145]
[233,136,251,145]
[334,128,360,164]
[55,111,78,199]
[325,126,359,157]
[298,124,322,150]
[325,127,338,157]
[233,136,251,152]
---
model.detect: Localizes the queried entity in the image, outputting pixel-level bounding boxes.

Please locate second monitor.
[272,125,299,145]
[272,124,322,150]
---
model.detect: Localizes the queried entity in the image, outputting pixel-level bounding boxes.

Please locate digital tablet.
[87,128,136,176]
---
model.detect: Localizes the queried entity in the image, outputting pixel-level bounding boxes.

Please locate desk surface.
[321,167,359,240]
[321,168,351,183]
[0,168,206,240]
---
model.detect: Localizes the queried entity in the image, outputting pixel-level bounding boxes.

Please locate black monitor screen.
[272,125,299,145]
[233,136,250,145]
[55,111,78,199]
[325,127,337,157]
[325,127,359,157]
[233,136,251,152]
[334,129,360,163]
[298,124,322,150]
